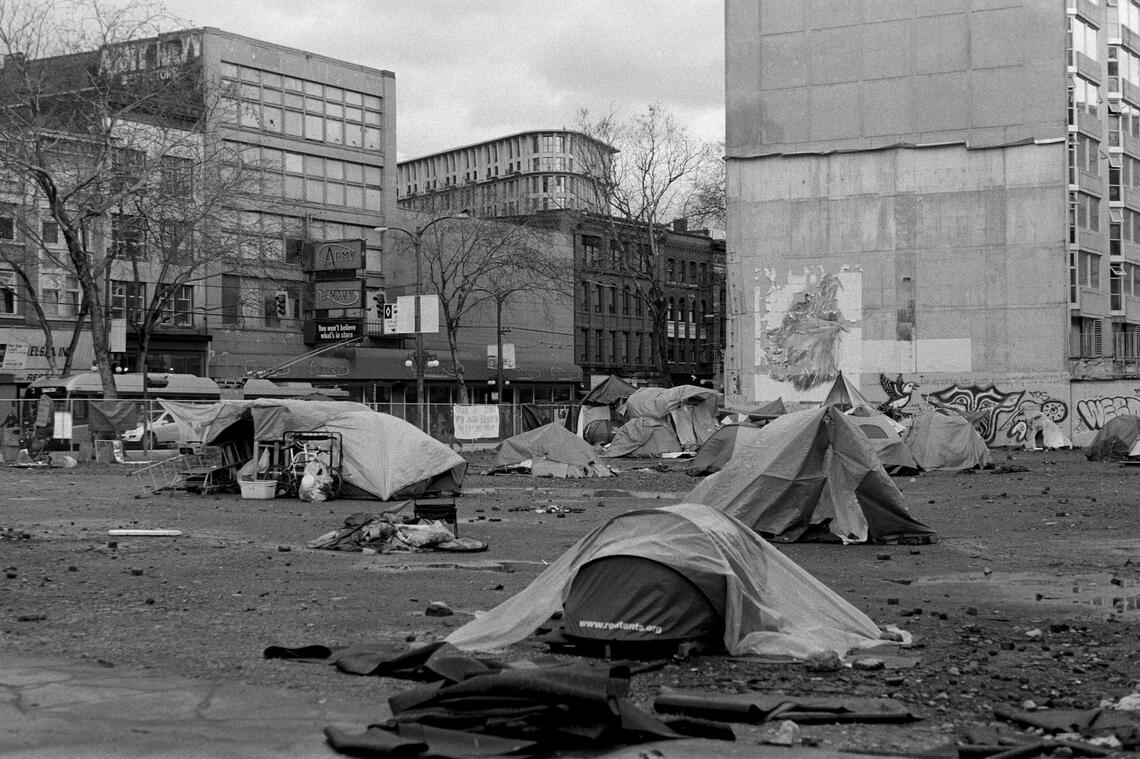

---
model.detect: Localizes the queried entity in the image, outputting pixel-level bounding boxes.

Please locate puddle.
[907,571,1140,616]
[365,559,548,574]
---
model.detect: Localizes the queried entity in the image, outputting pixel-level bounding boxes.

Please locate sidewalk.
[0,653,384,758]
[1,653,899,759]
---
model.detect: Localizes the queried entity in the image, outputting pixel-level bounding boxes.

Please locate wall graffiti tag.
[765,273,855,391]
[1076,395,1140,431]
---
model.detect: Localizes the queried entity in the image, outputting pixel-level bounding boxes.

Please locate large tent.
[686,423,765,476]
[603,385,718,458]
[821,371,877,411]
[847,407,920,475]
[575,375,636,442]
[683,407,936,544]
[1085,415,1140,461]
[160,399,466,500]
[904,409,992,471]
[488,422,613,478]
[446,503,887,660]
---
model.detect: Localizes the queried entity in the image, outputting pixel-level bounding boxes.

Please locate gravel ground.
[4,446,1140,755]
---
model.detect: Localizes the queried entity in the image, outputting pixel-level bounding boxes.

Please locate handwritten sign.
[453,404,499,439]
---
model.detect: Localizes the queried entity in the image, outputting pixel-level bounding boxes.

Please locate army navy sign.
[313,280,364,311]
[304,239,364,272]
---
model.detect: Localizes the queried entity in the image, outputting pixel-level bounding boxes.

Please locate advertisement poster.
[452,404,499,439]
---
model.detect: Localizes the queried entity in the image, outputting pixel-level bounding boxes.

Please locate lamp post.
[374,212,469,432]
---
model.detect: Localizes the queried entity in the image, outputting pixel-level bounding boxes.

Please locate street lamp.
[374,211,470,432]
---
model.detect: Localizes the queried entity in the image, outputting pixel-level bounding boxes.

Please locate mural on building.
[927,382,1068,446]
[764,271,857,391]
[878,374,919,414]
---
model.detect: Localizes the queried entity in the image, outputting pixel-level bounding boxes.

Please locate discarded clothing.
[307,511,485,553]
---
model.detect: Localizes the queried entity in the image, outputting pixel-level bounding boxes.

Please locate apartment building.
[396,130,613,217]
[0,28,397,399]
[725,0,1140,446]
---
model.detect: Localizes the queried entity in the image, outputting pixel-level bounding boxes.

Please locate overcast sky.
[159,0,725,160]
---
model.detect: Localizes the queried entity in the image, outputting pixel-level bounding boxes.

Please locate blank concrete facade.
[726,0,1140,446]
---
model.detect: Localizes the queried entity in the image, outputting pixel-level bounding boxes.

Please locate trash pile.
[307,511,486,553]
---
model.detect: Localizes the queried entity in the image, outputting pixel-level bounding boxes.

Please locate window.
[41,220,58,244]
[112,148,145,193]
[160,155,193,196]
[221,274,241,325]
[40,272,79,317]
[1073,192,1100,231]
[594,329,603,362]
[0,269,16,314]
[111,214,146,258]
[666,258,676,281]
[594,283,603,312]
[1078,250,1102,289]
[622,286,631,315]
[160,284,194,327]
[1075,134,1099,175]
[1126,1,1140,36]
[608,285,616,313]
[580,281,590,311]
[1071,17,1098,62]
[0,207,14,240]
[1072,75,1100,117]
[110,280,147,320]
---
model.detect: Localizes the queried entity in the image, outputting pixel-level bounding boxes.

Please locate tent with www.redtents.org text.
[683,407,937,545]
[446,502,893,660]
[160,399,466,500]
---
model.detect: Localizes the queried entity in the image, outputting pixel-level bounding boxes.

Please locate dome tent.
[1085,415,1140,461]
[685,423,765,476]
[683,407,936,544]
[446,503,887,660]
[603,385,718,457]
[488,422,613,478]
[846,407,920,475]
[905,409,992,471]
[575,375,636,441]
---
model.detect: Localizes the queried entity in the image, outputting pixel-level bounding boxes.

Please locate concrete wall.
[724,141,1070,406]
[726,0,1067,157]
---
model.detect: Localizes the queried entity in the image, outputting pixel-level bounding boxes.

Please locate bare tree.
[0,0,226,397]
[685,141,726,233]
[388,214,572,404]
[574,104,718,386]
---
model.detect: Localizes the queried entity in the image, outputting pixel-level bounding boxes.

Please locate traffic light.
[371,291,385,319]
[274,291,288,317]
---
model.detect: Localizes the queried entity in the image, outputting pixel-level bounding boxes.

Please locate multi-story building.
[0,27,399,402]
[396,130,613,217]
[725,0,1140,446]
[528,210,726,388]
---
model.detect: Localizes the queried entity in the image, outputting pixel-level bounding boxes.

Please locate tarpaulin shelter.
[1022,409,1072,450]
[683,407,936,544]
[603,385,718,457]
[446,503,888,660]
[847,407,920,475]
[575,375,636,441]
[686,423,765,476]
[488,422,613,478]
[904,409,992,471]
[720,398,787,425]
[1085,415,1140,461]
[821,371,876,411]
[160,399,466,500]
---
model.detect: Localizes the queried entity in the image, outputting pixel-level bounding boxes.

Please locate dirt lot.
[4,446,1140,755]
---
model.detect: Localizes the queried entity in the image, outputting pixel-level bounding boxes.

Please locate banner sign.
[394,294,440,334]
[313,319,363,343]
[304,239,364,272]
[313,280,363,311]
[453,404,499,439]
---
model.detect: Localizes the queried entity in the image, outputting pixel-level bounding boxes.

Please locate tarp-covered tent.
[1085,415,1140,461]
[720,398,787,425]
[576,375,636,441]
[160,399,466,500]
[686,423,765,476]
[683,407,936,544]
[1022,409,1072,450]
[904,409,992,471]
[603,385,719,457]
[847,408,920,475]
[488,422,613,478]
[821,371,876,411]
[446,503,887,660]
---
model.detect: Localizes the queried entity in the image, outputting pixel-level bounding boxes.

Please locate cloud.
[161,0,724,157]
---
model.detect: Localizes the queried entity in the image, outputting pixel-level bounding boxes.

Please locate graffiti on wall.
[878,374,920,414]
[926,383,1068,446]
[1075,395,1140,432]
[764,271,857,391]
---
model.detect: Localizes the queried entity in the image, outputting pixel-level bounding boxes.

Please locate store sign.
[313,319,363,343]
[313,280,363,310]
[304,239,364,272]
[0,328,94,382]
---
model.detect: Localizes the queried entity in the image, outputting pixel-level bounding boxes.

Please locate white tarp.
[160,399,466,500]
[446,502,887,660]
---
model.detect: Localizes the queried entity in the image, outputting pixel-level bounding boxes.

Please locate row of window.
[220,63,383,151]
[578,328,711,366]
[402,133,575,187]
